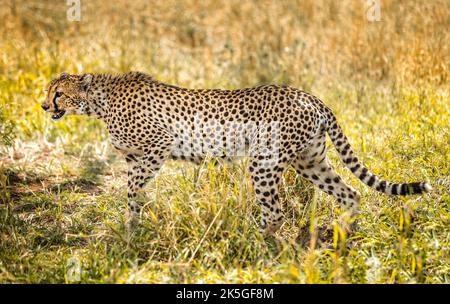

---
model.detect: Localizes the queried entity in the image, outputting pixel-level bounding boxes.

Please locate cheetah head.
[42,72,93,121]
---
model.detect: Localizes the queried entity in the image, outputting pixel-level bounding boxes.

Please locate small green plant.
[0,106,15,147]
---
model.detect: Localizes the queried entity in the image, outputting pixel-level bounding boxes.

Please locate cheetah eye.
[53,91,64,105]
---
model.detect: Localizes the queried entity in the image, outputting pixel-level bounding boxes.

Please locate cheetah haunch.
[42,72,432,235]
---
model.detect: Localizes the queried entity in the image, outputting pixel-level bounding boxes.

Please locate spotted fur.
[42,72,432,235]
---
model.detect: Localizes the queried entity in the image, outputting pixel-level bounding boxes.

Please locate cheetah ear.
[60,72,70,80]
[80,74,93,91]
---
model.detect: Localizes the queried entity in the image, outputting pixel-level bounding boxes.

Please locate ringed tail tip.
[423,183,433,193]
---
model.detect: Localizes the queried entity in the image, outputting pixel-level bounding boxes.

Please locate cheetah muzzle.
[51,109,66,121]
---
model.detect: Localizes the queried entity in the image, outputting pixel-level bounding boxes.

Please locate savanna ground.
[0,0,449,283]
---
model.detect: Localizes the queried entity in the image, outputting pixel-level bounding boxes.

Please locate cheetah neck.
[84,74,111,119]
[84,72,157,120]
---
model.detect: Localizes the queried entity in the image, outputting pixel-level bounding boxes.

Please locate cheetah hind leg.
[249,158,288,236]
[293,133,361,219]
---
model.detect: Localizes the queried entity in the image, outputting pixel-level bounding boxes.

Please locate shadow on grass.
[0,154,117,252]
[4,153,113,201]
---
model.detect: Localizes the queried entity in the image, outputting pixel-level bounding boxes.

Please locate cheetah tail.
[325,112,432,195]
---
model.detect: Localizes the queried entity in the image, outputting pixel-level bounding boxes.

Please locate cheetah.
[42,72,432,235]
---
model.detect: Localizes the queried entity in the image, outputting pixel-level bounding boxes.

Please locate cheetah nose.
[41,104,50,111]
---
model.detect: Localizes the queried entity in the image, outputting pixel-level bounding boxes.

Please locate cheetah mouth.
[51,110,66,121]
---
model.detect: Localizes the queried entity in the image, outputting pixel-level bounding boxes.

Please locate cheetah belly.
[109,134,144,156]
[170,119,279,162]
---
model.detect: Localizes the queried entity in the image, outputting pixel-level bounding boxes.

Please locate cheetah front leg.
[124,153,166,229]
[124,136,174,230]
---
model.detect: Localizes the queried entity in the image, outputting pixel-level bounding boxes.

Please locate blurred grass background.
[0,0,448,283]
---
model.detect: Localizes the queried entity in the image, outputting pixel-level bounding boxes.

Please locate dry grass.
[0,0,448,283]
